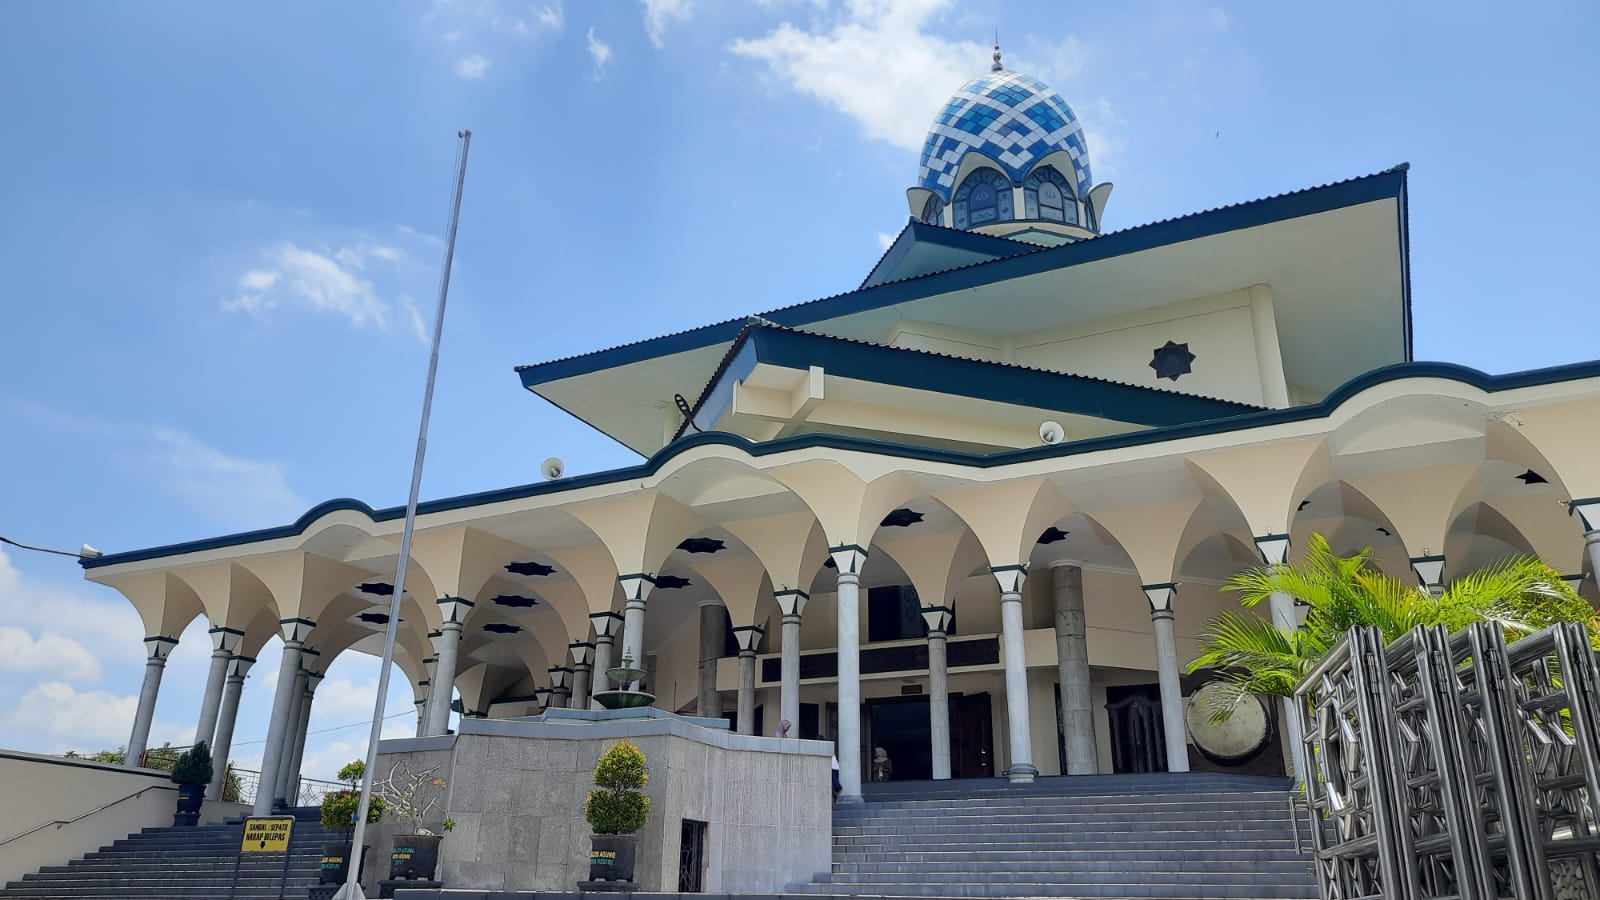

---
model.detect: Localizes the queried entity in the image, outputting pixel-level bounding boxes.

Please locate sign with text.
[241,816,294,853]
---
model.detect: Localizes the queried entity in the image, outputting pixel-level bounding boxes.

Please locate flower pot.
[588,833,639,883]
[320,841,369,884]
[388,833,442,880]
[172,783,205,827]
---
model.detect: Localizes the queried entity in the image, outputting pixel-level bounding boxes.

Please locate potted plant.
[169,741,213,827]
[375,761,453,881]
[585,740,651,885]
[318,760,386,885]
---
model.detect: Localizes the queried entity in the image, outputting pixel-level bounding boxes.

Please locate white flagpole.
[335,129,471,900]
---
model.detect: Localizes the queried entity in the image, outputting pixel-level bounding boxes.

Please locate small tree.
[320,759,386,832]
[585,741,650,835]
[375,760,450,835]
[170,741,214,787]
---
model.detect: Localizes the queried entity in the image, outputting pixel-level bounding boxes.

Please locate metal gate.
[678,819,707,892]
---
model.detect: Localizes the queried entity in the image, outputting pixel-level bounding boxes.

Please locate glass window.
[921,195,945,225]
[952,168,1013,230]
[1023,166,1078,225]
[867,585,925,642]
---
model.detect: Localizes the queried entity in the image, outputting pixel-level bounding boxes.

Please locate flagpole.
[335,129,471,900]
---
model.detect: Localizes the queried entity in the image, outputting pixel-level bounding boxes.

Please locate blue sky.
[2,0,1596,780]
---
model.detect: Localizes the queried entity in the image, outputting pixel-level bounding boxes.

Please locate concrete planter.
[587,833,639,884]
[388,833,442,880]
[172,784,205,827]
[320,841,368,884]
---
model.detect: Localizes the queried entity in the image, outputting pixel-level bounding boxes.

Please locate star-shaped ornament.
[1516,469,1548,485]
[1149,341,1196,381]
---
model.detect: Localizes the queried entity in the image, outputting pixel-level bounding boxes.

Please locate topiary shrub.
[585,740,650,835]
[170,741,214,787]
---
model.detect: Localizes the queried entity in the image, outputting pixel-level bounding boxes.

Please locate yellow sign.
[241,816,294,853]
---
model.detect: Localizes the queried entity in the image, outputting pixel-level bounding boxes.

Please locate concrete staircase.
[792,773,1317,899]
[0,807,335,899]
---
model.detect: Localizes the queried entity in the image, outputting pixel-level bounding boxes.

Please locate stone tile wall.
[369,713,830,894]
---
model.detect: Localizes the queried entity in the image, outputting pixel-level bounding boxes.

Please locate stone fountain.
[590,655,655,710]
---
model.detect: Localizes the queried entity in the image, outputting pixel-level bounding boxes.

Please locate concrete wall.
[370,711,831,895]
[0,751,180,885]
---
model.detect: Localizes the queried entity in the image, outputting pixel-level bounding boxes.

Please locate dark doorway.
[866,696,932,781]
[950,692,994,778]
[678,819,707,892]
[1105,684,1167,773]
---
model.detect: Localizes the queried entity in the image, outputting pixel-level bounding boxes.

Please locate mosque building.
[79,50,1600,816]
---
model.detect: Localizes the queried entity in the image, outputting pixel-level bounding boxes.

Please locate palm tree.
[1190,532,1596,720]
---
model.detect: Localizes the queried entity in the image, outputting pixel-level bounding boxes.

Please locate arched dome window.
[953,168,1013,230]
[1023,166,1078,225]
[921,195,945,225]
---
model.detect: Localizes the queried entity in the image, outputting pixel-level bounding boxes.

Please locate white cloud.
[455,53,491,79]
[8,681,139,747]
[876,231,896,250]
[146,427,309,527]
[222,239,431,346]
[587,27,613,78]
[399,298,430,346]
[730,0,1107,163]
[0,627,102,682]
[0,401,308,530]
[536,3,563,31]
[641,0,693,48]
[730,0,988,152]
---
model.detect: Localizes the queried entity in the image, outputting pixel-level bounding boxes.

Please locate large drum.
[1184,682,1271,764]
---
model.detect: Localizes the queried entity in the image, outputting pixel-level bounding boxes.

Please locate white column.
[1577,502,1600,582]
[569,642,595,711]
[419,655,436,729]
[194,627,243,748]
[922,606,953,780]
[208,655,252,801]
[548,666,573,709]
[832,545,867,803]
[285,669,320,805]
[1254,533,1306,782]
[776,590,809,733]
[1051,562,1097,775]
[427,596,473,736]
[254,618,312,816]
[414,687,429,738]
[993,566,1038,783]
[127,636,178,766]
[697,601,725,717]
[590,612,623,705]
[274,658,312,804]
[618,575,654,681]
[733,625,764,735]
[1143,585,1189,773]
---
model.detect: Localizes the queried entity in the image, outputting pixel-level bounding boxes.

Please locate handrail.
[0,785,174,848]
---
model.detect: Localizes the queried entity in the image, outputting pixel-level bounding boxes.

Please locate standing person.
[831,751,841,801]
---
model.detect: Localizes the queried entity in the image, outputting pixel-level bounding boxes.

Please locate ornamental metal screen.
[1296,622,1600,900]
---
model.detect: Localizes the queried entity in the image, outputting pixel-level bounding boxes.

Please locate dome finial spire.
[991,32,1003,72]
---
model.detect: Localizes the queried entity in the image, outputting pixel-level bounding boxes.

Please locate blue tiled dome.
[916,71,1092,200]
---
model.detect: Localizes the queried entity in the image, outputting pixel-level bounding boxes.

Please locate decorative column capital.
[227,655,256,680]
[278,618,315,644]
[1142,583,1177,619]
[1410,555,1446,589]
[991,564,1028,595]
[1570,498,1600,534]
[305,670,325,693]
[1560,573,1586,591]
[534,686,552,707]
[921,605,954,635]
[775,589,810,619]
[568,641,595,667]
[732,625,765,654]
[618,574,655,603]
[829,544,869,577]
[143,635,179,661]
[208,626,245,654]
[437,596,475,626]
[590,611,625,638]
[416,679,430,701]
[296,647,321,673]
[547,666,573,689]
[1254,533,1292,567]
[428,630,446,652]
